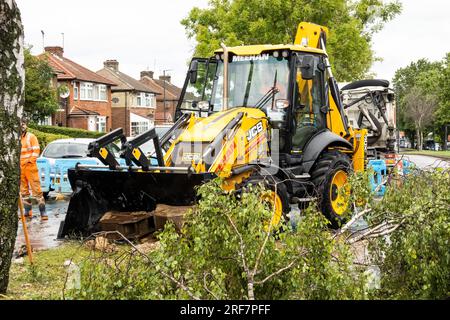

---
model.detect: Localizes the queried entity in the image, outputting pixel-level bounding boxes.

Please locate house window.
[131,121,149,136]
[87,83,93,99]
[96,116,107,132]
[136,94,142,106]
[99,85,107,101]
[135,92,155,107]
[73,83,79,100]
[93,85,100,100]
[38,116,52,126]
[145,93,154,107]
[80,82,91,100]
[80,82,107,101]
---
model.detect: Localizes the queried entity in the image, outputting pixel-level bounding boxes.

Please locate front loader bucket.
[58,168,215,238]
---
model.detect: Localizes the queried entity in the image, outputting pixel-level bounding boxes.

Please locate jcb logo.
[182,152,201,162]
[247,121,263,141]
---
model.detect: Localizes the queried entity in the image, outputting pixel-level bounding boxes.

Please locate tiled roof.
[69,106,100,116]
[140,76,181,100]
[97,67,158,94]
[38,52,116,86]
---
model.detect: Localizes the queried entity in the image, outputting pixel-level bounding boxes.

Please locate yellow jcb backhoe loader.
[58,22,367,238]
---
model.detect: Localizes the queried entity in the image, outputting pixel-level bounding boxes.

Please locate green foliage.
[30,124,104,139]
[393,59,442,133]
[366,169,450,299]
[330,167,450,299]
[27,125,103,149]
[181,0,401,81]
[28,128,69,150]
[393,53,450,145]
[24,48,59,122]
[435,53,450,126]
[68,180,367,300]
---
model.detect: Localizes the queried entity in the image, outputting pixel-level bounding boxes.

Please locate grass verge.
[401,150,450,160]
[3,243,90,300]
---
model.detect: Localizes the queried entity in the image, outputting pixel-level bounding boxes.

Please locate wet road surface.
[15,199,69,252]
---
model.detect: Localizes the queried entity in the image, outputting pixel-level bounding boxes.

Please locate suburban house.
[38,46,116,132]
[97,60,158,137]
[139,71,182,124]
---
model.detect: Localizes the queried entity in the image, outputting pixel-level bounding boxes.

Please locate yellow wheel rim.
[329,170,349,216]
[261,191,283,226]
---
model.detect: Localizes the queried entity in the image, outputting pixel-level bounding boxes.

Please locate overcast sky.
[16,0,450,88]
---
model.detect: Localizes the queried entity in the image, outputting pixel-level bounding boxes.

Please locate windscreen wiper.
[61,155,83,158]
[255,70,278,109]
[255,87,279,109]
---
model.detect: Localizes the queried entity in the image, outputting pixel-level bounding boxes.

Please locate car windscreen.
[42,143,88,158]
[140,126,171,155]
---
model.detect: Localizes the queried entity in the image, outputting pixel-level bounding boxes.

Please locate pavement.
[13,154,450,253]
[400,154,449,169]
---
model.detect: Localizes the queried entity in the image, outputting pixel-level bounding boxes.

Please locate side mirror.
[189,60,198,84]
[298,55,315,80]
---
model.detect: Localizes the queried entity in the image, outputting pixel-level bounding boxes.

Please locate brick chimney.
[104,59,119,71]
[140,70,154,79]
[44,46,64,57]
[159,75,171,83]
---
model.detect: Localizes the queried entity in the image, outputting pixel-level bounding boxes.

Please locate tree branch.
[254,260,297,285]
[89,231,201,300]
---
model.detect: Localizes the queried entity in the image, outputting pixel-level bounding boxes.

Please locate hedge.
[28,128,70,150]
[29,124,104,139]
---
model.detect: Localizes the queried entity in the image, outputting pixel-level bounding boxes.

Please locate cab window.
[178,58,217,116]
[291,54,326,151]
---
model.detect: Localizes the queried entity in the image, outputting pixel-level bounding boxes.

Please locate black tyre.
[310,151,352,228]
[239,175,290,226]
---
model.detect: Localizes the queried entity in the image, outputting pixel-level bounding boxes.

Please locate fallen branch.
[79,231,201,300]
[335,206,371,239]
[347,219,405,244]
[254,260,297,285]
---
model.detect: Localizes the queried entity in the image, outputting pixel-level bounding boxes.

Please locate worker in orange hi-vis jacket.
[20,119,48,220]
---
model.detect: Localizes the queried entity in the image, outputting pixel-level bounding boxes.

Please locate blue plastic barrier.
[37,158,51,192]
[54,159,98,194]
[402,159,411,175]
[368,159,387,196]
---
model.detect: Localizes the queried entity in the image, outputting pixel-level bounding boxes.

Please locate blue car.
[37,138,123,197]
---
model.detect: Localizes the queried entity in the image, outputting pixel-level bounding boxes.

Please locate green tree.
[403,87,438,151]
[392,59,442,146]
[24,47,58,122]
[435,53,450,132]
[181,0,402,81]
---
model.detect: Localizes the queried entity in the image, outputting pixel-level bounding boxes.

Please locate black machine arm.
[120,128,164,170]
[87,128,127,170]
[159,112,190,151]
